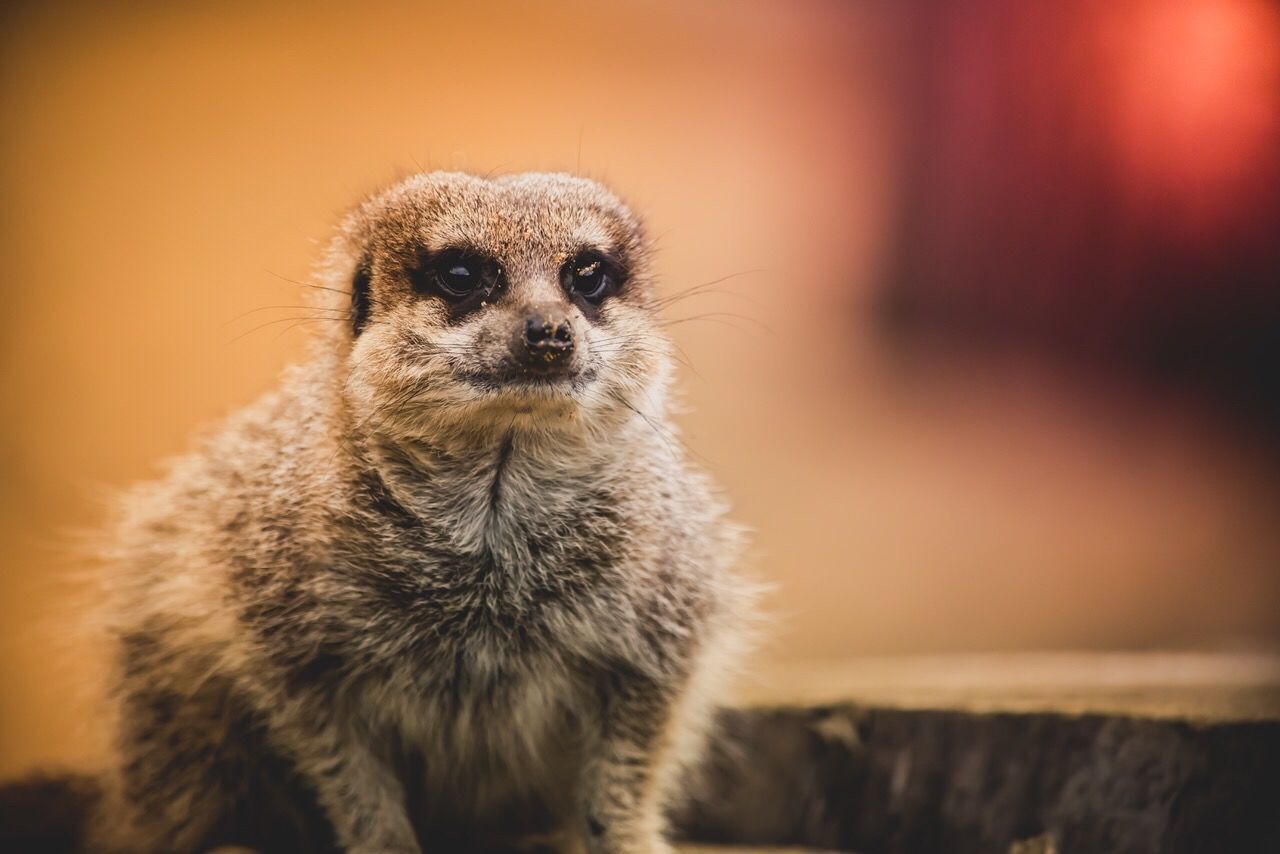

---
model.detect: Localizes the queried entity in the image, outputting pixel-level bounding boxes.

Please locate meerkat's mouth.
[455,373,587,423]
[455,366,598,398]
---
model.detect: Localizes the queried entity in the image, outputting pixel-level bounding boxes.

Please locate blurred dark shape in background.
[882,0,1280,428]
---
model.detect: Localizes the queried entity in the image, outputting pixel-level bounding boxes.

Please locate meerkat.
[86,171,754,853]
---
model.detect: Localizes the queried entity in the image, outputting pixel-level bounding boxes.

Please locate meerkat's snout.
[513,303,575,374]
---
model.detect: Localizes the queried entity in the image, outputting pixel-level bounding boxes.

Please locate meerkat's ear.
[350,253,373,336]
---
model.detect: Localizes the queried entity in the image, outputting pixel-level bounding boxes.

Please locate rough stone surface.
[675,703,1280,854]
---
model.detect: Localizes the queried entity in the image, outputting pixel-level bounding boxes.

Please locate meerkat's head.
[320,172,669,443]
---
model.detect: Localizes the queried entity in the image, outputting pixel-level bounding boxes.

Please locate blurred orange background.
[3,0,1279,776]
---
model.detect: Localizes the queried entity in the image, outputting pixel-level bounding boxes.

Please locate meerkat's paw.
[587,834,674,854]
[492,827,589,854]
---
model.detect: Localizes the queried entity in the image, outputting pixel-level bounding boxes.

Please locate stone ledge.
[740,652,1280,722]
[674,653,1280,853]
[2,655,1275,853]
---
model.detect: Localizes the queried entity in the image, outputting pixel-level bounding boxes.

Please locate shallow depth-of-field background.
[3,0,1279,775]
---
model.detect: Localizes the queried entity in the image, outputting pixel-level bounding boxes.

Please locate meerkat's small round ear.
[350,254,373,336]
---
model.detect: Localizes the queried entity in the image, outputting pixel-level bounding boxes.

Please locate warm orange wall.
[2,0,1277,776]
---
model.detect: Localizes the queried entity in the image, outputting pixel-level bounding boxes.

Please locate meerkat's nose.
[515,305,574,371]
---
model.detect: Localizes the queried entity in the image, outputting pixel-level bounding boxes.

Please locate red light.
[1108,0,1280,234]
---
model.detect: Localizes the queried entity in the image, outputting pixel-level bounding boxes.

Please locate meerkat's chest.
[353,465,667,690]
[412,539,632,660]
[396,492,640,641]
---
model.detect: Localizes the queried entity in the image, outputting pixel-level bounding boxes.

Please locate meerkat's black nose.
[515,307,574,371]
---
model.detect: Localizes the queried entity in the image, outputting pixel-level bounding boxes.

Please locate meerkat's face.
[331,172,669,440]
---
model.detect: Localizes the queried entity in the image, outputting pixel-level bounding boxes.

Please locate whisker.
[299,282,352,296]
[659,312,773,335]
[229,316,347,343]
[224,304,347,325]
[649,269,763,310]
[264,269,352,297]
[609,391,681,463]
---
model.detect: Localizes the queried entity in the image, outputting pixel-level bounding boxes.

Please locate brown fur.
[88,172,755,853]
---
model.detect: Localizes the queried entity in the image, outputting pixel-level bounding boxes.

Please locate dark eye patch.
[350,254,373,336]
[561,249,625,308]
[409,247,504,322]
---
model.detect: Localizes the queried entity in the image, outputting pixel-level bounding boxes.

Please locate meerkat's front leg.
[584,672,690,854]
[267,708,420,853]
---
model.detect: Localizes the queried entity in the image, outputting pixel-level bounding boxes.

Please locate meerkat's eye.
[415,249,502,302]
[561,251,620,304]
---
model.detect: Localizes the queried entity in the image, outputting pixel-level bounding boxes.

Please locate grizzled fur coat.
[90,172,754,854]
